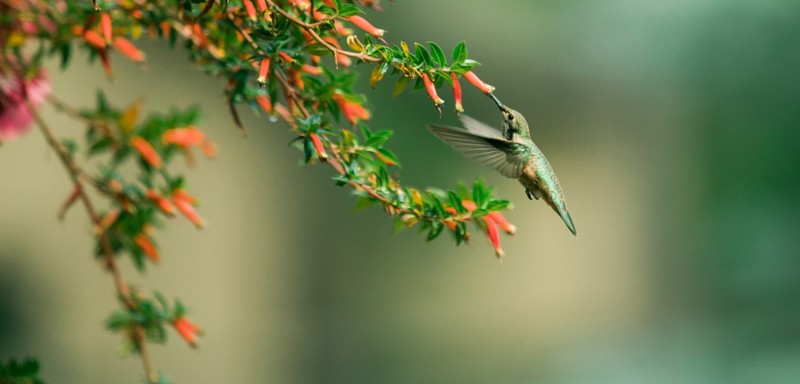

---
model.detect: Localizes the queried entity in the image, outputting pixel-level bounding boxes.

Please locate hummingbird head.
[489,94,531,141]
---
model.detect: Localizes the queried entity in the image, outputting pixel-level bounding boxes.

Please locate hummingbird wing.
[428,118,529,179]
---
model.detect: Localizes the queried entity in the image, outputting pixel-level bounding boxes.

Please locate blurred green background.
[2,0,800,382]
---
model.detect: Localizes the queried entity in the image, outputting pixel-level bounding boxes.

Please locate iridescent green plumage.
[428,99,576,236]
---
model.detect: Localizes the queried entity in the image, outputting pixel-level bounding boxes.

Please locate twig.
[29,102,159,384]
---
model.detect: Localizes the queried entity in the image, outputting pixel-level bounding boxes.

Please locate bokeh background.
[2,0,800,382]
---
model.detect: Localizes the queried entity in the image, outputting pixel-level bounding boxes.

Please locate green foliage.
[0,358,44,384]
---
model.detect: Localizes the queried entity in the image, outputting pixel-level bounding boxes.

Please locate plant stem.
[29,103,159,384]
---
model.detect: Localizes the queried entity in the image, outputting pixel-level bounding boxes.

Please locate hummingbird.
[427,95,577,236]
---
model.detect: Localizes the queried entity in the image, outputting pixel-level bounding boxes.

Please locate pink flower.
[0,70,51,142]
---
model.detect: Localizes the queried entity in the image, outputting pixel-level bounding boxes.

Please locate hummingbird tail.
[560,209,577,237]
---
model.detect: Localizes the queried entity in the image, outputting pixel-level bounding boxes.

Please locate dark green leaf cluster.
[0,358,44,384]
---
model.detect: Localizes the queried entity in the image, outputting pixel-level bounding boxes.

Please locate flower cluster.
[1,0,521,381]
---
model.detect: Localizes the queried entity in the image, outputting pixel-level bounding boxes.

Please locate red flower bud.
[484,215,504,258]
[113,37,145,63]
[242,0,257,21]
[100,13,113,44]
[300,64,322,76]
[488,211,516,235]
[309,133,328,161]
[134,233,159,262]
[172,189,204,228]
[83,30,106,49]
[421,73,444,109]
[463,71,495,95]
[173,317,202,348]
[162,126,206,147]
[278,51,294,64]
[333,93,370,124]
[256,95,273,114]
[255,0,268,12]
[347,15,385,37]
[130,136,162,169]
[289,0,311,10]
[257,57,270,85]
[450,73,464,114]
[146,189,175,215]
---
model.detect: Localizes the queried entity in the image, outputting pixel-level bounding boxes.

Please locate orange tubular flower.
[83,30,106,49]
[333,93,370,124]
[255,0,268,13]
[463,71,496,95]
[484,216,504,257]
[421,73,444,108]
[146,189,175,215]
[488,211,516,235]
[130,136,162,169]
[461,200,505,255]
[257,57,270,85]
[113,37,145,63]
[100,13,112,44]
[300,64,322,75]
[256,95,273,114]
[173,317,202,348]
[172,189,204,228]
[347,15,385,37]
[163,126,205,147]
[242,0,257,21]
[134,233,159,262]
[309,133,328,161]
[289,0,311,11]
[450,73,464,114]
[278,51,294,64]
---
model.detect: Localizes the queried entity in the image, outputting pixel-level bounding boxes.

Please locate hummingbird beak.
[489,93,505,110]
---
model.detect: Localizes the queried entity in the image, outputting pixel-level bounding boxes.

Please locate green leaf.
[447,191,465,214]
[486,199,510,212]
[471,208,489,219]
[338,4,363,17]
[414,43,433,67]
[426,220,444,241]
[452,41,467,64]
[428,42,447,67]
[365,130,392,148]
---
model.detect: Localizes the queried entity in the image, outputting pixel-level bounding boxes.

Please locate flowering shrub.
[0,0,517,381]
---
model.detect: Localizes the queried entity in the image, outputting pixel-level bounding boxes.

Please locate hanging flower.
[347,15,385,37]
[171,189,204,228]
[130,136,162,168]
[172,317,203,348]
[332,93,370,124]
[134,232,159,262]
[462,71,495,95]
[450,73,464,114]
[421,73,444,113]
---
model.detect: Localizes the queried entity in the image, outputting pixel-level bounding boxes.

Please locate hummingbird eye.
[507,114,514,121]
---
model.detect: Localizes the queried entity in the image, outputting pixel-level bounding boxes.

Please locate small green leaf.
[426,220,444,241]
[452,41,467,63]
[486,200,510,212]
[414,43,433,67]
[428,42,447,67]
[338,4,362,17]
